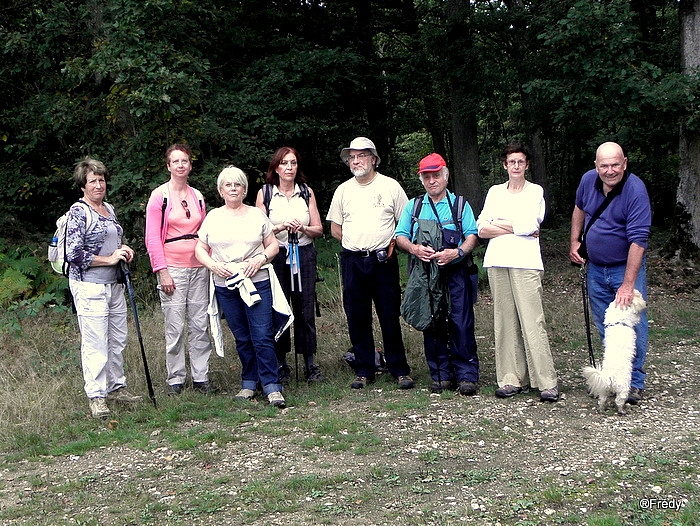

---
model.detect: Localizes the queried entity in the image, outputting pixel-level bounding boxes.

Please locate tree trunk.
[676,0,700,254]
[446,0,483,214]
[450,82,484,214]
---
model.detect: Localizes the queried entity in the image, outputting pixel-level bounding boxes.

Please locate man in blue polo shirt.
[396,153,480,395]
[569,142,652,405]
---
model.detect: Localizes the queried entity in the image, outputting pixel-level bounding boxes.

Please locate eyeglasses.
[597,163,622,171]
[506,159,527,167]
[347,152,371,163]
[181,200,190,219]
[279,160,297,167]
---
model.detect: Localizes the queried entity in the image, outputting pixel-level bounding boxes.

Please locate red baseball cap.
[418,153,446,174]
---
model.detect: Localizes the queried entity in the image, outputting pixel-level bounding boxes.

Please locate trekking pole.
[121,262,157,408]
[579,263,597,368]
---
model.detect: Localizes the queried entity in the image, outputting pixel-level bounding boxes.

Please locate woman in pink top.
[145,144,215,396]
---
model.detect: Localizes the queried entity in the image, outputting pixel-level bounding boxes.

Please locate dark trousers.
[340,251,410,380]
[423,262,479,383]
[272,244,317,361]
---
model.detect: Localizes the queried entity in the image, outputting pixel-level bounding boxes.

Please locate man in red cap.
[395,153,481,395]
[327,137,414,390]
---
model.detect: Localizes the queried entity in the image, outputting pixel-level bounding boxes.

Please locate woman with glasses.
[476,143,558,402]
[255,147,324,384]
[145,144,215,396]
[196,166,285,407]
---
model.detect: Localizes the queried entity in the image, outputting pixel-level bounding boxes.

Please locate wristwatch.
[457,247,464,258]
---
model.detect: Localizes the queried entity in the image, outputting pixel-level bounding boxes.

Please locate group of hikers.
[62,136,651,419]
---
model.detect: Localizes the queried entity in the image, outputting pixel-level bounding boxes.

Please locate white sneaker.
[235,388,255,400]
[267,391,286,408]
[89,397,110,419]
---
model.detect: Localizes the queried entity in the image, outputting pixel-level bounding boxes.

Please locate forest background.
[1,0,700,313]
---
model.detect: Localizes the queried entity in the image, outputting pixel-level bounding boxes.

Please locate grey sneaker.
[235,388,255,400]
[89,397,110,419]
[540,387,559,402]
[267,391,286,408]
[495,384,523,398]
[107,387,143,404]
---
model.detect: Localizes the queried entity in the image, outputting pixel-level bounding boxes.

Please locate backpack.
[262,183,310,216]
[48,200,113,276]
[409,193,467,245]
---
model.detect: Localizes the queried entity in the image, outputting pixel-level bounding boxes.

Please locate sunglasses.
[182,200,190,219]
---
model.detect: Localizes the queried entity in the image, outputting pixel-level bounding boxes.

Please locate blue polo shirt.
[575,169,651,266]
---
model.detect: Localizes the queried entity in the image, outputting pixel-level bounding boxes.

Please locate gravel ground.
[0,249,698,525]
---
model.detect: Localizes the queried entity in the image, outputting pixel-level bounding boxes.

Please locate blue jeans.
[587,259,648,389]
[215,280,282,394]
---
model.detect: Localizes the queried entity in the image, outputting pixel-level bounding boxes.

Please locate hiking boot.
[305,364,323,383]
[495,384,523,398]
[458,381,478,396]
[397,375,415,389]
[267,391,286,408]
[540,387,559,402]
[89,397,110,419]
[350,376,368,389]
[235,388,255,400]
[167,383,184,396]
[627,387,644,405]
[106,387,143,404]
[278,364,291,386]
[192,381,218,395]
[430,380,454,394]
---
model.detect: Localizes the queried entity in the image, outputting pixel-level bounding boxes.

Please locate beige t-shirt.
[326,173,408,252]
[268,184,313,247]
[198,205,273,285]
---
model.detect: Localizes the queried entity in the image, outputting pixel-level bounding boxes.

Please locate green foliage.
[0,0,696,242]
[0,238,68,335]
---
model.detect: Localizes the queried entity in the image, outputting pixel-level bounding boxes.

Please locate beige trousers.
[487,267,557,391]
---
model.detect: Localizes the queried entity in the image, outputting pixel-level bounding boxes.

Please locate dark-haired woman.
[255,147,324,383]
[477,143,558,402]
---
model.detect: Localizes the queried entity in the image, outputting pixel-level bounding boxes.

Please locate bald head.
[596,142,625,162]
[594,142,627,194]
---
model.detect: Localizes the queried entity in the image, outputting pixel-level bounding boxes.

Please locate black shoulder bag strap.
[580,172,628,244]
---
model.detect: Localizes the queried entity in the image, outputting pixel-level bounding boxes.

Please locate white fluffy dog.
[582,290,647,415]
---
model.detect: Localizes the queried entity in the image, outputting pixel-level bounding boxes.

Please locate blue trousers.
[423,262,479,383]
[587,259,648,389]
[340,251,410,380]
[215,280,282,394]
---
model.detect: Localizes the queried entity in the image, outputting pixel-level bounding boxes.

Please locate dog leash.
[579,263,597,368]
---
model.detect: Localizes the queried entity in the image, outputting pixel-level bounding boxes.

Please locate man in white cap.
[327,137,414,390]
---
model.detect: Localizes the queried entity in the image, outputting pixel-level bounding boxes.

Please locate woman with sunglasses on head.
[145,143,216,397]
[255,147,324,384]
[476,142,558,403]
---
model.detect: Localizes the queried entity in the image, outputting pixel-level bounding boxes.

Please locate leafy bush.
[0,238,69,335]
